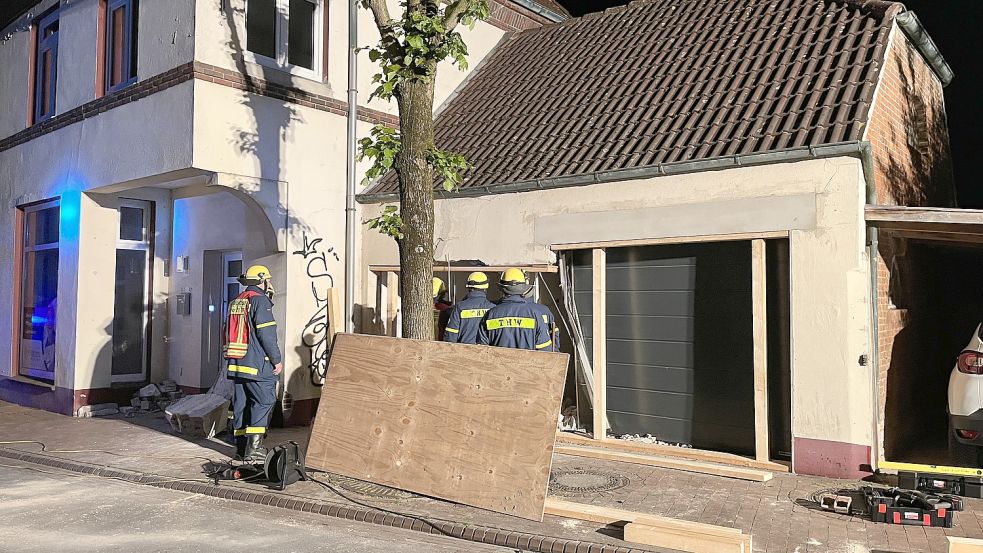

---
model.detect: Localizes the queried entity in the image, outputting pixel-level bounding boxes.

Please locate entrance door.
[222,252,244,320]
[111,199,153,383]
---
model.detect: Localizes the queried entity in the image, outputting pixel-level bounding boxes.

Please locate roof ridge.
[827,0,906,18]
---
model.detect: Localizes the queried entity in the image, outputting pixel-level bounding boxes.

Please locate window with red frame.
[105,0,139,92]
[33,8,60,123]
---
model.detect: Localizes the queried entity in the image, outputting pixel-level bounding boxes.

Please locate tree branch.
[442,0,477,32]
[365,0,398,43]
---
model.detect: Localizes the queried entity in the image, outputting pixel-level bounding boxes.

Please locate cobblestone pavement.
[1,400,980,553]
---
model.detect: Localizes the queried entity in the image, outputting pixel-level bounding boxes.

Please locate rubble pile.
[612,432,693,449]
[122,381,183,416]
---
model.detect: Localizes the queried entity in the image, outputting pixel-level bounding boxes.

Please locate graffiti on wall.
[293,233,340,386]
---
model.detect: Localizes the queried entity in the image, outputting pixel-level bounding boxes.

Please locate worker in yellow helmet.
[225,264,282,462]
[477,268,557,352]
[444,271,497,345]
[432,277,453,341]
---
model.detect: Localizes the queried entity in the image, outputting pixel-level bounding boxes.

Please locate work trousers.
[231,379,277,437]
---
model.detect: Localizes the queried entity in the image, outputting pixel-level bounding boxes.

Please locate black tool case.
[898,470,983,499]
[862,487,958,528]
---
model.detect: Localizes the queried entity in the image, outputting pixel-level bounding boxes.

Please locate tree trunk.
[395,79,437,340]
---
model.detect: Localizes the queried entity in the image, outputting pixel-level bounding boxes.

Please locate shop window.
[105,0,139,93]
[17,200,60,382]
[32,8,60,123]
[246,0,323,78]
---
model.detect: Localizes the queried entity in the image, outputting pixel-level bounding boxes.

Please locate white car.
[948,323,983,466]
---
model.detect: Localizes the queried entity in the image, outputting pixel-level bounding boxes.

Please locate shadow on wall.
[876,43,956,208]
[221,2,346,401]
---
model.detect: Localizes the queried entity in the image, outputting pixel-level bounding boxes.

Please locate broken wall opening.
[565,238,791,460]
[881,238,983,464]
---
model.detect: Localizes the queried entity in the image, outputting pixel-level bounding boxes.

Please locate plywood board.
[306,333,569,520]
[554,445,773,482]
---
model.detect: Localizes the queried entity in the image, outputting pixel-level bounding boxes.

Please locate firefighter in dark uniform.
[433,277,453,341]
[477,268,557,352]
[225,265,282,462]
[443,271,496,345]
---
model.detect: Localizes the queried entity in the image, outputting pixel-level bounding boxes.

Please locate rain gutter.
[357,141,873,204]
[896,11,954,87]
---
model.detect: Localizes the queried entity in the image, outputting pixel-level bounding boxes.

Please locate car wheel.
[948,421,981,467]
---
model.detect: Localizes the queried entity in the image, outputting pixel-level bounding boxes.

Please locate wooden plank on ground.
[554,444,773,482]
[544,498,752,553]
[949,537,983,553]
[306,334,569,521]
[556,432,790,472]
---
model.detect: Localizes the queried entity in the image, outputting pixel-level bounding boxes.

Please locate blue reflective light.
[30,315,49,325]
[56,182,82,241]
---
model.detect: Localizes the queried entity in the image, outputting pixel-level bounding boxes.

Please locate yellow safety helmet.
[432,277,447,299]
[238,264,272,285]
[500,268,527,286]
[466,271,489,290]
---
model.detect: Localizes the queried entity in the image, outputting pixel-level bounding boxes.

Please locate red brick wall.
[866,30,955,208]
[868,29,956,458]
[486,0,555,32]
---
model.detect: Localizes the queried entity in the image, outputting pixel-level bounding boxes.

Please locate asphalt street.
[0,458,516,553]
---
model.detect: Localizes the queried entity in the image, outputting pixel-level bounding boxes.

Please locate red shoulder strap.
[236,290,262,300]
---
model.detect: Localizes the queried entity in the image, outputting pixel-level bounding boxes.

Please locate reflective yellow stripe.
[234,429,247,436]
[245,426,266,434]
[542,314,549,323]
[256,321,276,329]
[228,365,259,375]
[445,327,460,333]
[461,309,488,319]
[485,317,536,330]
[535,340,553,350]
[879,460,983,477]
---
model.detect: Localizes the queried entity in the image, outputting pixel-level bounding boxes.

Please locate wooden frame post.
[386,271,399,337]
[592,248,607,441]
[751,239,770,461]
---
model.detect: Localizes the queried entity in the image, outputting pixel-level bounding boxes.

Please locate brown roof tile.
[366,0,903,196]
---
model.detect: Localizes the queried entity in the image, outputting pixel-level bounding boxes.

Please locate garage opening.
[564,238,791,460]
[881,239,983,466]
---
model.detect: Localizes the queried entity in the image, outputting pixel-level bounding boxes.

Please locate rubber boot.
[234,435,247,461]
[244,434,268,464]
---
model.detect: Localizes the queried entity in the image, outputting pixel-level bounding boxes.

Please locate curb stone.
[0,446,654,553]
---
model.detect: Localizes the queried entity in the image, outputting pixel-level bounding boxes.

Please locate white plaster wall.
[193,0,506,117]
[0,0,59,138]
[168,191,271,389]
[192,79,362,403]
[360,157,876,448]
[0,82,194,393]
[137,0,196,78]
[0,0,196,141]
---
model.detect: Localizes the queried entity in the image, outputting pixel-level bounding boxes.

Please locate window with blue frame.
[19,200,60,383]
[105,0,139,92]
[33,8,59,123]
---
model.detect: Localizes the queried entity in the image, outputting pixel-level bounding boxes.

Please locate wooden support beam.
[385,271,399,337]
[556,431,789,472]
[592,248,607,440]
[326,287,343,339]
[544,498,753,553]
[554,444,773,482]
[550,231,789,251]
[751,239,769,462]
